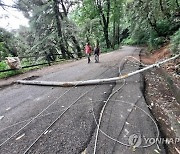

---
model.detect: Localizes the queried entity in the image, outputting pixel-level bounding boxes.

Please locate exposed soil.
[141,46,180,154]
[141,45,179,87]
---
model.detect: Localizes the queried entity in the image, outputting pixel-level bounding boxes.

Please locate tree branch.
[0,2,17,9]
[60,0,68,17]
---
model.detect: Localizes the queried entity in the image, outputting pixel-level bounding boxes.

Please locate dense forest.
[0,0,179,64]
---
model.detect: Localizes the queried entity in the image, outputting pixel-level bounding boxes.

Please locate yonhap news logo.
[128,134,142,147]
[128,134,180,148]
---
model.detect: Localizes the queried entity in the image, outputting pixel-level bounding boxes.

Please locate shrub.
[0,61,8,70]
[170,29,180,54]
[0,61,23,78]
[122,37,137,45]
[148,36,165,51]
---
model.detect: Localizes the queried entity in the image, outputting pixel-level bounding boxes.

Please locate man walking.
[84,43,92,63]
[94,44,100,63]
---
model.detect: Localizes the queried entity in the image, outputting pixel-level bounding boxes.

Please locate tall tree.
[16,0,83,59]
[59,0,82,58]
[126,0,180,44]
[95,0,111,48]
[53,0,68,59]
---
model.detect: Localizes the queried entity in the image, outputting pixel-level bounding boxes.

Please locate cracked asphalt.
[0,46,165,154]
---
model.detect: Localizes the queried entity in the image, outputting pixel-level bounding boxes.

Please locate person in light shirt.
[84,43,92,63]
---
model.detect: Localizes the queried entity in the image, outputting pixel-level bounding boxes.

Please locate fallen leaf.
[0,116,4,120]
[154,149,160,153]
[44,130,49,135]
[16,133,25,140]
[6,107,11,111]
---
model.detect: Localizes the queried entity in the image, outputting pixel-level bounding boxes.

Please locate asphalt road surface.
[0,46,165,154]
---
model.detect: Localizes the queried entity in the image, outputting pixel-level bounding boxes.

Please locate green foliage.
[170,29,180,54]
[16,0,83,59]
[0,0,179,78]
[156,20,171,36]
[125,0,180,50]
[0,42,8,60]
[148,36,165,50]
[146,31,165,50]
[0,60,43,78]
[0,61,22,78]
[72,0,102,43]
[122,37,137,45]
[0,28,14,58]
[0,27,28,59]
[0,61,8,70]
[0,70,23,79]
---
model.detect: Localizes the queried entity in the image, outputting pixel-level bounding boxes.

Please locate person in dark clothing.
[45,51,55,66]
[94,45,100,63]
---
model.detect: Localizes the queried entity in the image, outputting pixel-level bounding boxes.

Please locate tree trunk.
[53,0,67,59]
[117,24,120,45]
[159,0,170,18]
[103,25,111,48]
[71,36,82,58]
[112,16,116,49]
[96,0,111,48]
[59,0,82,58]
[119,28,129,43]
[106,0,111,48]
[175,0,179,8]
[147,17,159,35]
[106,0,110,28]
[60,0,67,16]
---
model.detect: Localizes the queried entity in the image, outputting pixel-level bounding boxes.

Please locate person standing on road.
[84,43,92,63]
[94,44,100,63]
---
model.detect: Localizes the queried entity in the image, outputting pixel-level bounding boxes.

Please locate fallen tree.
[16,54,180,87]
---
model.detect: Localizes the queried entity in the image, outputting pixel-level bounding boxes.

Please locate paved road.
[0,46,165,154]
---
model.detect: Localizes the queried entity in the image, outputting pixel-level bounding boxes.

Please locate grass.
[0,59,69,79]
[0,60,43,79]
[0,66,41,79]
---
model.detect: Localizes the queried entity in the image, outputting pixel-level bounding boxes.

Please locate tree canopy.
[0,0,179,61]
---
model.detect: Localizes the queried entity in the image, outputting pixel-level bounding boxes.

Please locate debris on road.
[15,134,25,141]
[0,116,4,120]
[16,54,179,87]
